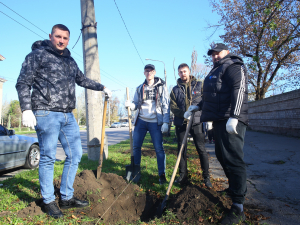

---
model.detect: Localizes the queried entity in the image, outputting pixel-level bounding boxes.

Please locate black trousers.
[213,119,247,204]
[208,129,214,141]
[176,123,209,178]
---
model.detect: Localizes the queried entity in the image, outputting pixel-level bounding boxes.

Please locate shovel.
[96,94,109,179]
[125,87,139,182]
[157,112,195,218]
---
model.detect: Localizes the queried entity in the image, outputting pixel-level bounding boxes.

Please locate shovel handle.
[126,87,133,157]
[100,96,108,161]
[165,112,195,197]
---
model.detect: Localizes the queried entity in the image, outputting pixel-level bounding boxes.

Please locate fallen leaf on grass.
[71,215,77,219]
[80,212,86,215]
[254,214,270,221]
[199,216,204,222]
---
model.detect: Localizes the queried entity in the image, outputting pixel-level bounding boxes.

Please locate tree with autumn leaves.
[208,0,300,100]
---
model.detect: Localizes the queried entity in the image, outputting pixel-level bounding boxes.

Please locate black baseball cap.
[144,64,155,70]
[207,43,228,55]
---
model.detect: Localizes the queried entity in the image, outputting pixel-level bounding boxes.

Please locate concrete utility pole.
[0,78,7,123]
[81,0,107,160]
[0,54,6,124]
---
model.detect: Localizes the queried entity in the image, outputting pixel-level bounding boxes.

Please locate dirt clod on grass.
[16,200,44,218]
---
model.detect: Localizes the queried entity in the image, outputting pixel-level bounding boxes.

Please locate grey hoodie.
[132,77,170,125]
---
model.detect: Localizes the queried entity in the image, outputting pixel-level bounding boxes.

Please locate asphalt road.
[0,127,131,181]
[207,130,300,225]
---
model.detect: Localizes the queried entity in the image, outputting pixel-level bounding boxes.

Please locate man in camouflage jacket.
[16,24,112,219]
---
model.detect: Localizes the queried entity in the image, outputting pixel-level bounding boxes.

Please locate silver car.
[121,122,129,127]
[0,125,40,171]
[110,122,122,128]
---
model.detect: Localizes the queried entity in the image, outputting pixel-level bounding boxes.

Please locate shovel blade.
[125,164,134,181]
[125,164,141,183]
[156,194,168,218]
[97,165,102,179]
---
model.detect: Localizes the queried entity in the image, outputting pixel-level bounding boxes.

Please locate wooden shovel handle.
[100,96,108,156]
[126,87,133,156]
[165,112,195,196]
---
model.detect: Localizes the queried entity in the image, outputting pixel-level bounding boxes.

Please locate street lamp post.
[145,58,167,86]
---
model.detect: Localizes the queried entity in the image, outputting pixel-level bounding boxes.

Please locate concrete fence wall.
[248,89,300,137]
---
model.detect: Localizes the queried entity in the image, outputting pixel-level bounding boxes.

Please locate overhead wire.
[0,3,132,89]
[113,0,144,66]
[0,11,45,39]
[0,2,83,59]
[0,2,48,35]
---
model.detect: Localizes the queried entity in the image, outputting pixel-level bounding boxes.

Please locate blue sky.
[0,0,223,103]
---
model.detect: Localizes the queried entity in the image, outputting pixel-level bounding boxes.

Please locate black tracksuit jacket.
[200,53,248,125]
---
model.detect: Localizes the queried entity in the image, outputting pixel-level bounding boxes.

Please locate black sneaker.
[203,177,213,188]
[159,174,167,185]
[221,204,245,225]
[59,197,89,209]
[44,201,63,219]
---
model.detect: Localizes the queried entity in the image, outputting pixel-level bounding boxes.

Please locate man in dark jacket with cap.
[16,24,112,219]
[170,63,212,188]
[184,43,248,225]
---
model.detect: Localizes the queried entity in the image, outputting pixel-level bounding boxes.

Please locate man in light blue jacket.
[125,64,170,184]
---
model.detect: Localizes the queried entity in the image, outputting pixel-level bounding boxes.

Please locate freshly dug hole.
[54,170,159,224]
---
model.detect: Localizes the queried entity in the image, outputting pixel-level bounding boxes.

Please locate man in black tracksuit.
[185,43,248,225]
[170,63,212,188]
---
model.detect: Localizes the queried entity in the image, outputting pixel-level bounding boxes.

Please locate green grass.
[0,128,224,224]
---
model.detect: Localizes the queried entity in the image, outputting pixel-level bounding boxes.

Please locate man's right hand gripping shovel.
[22,110,36,130]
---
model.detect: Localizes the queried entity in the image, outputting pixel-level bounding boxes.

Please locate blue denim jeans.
[34,110,82,204]
[133,118,166,176]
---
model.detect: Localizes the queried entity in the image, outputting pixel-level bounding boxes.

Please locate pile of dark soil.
[14,170,268,224]
[66,170,161,224]
[168,184,231,224]
[16,170,159,224]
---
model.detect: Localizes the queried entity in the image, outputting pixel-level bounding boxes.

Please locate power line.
[0,2,83,59]
[113,0,144,66]
[100,70,127,88]
[101,68,128,85]
[0,4,133,89]
[0,11,45,39]
[0,2,48,35]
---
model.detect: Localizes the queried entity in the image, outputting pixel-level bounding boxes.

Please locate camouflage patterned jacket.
[16,40,105,113]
